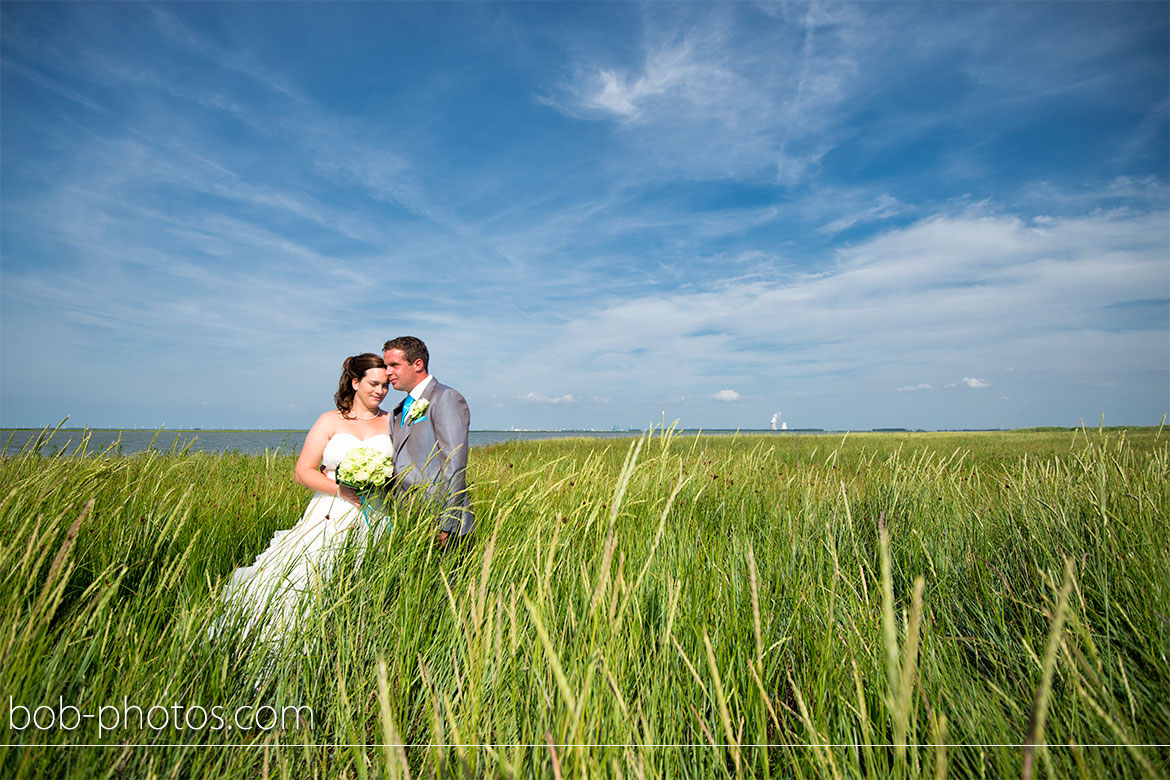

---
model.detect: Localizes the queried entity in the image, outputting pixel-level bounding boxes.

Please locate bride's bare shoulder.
[308,409,347,433]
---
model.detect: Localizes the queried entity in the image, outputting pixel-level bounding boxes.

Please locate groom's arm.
[431,387,472,535]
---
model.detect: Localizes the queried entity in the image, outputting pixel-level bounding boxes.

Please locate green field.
[1,427,1167,778]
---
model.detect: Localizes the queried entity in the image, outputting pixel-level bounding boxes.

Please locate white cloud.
[963,377,992,389]
[713,389,740,401]
[586,43,709,120]
[484,207,1165,413]
[579,36,738,122]
[520,393,576,404]
[897,384,935,392]
[149,7,310,104]
[550,6,866,184]
[1,58,111,115]
[818,194,909,235]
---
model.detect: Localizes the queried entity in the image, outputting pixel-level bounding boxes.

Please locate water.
[1,428,821,457]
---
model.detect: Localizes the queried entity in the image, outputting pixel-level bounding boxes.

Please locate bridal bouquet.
[336,447,394,494]
[336,447,394,529]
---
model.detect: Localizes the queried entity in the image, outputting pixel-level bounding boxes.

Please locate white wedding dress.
[216,432,393,640]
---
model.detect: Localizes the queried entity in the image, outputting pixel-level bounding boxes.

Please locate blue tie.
[400,395,414,428]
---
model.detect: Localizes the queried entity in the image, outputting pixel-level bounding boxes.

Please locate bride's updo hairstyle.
[334,353,386,417]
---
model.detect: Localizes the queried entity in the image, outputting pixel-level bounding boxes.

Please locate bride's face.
[352,368,389,410]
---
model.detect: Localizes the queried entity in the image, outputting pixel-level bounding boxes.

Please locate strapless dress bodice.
[321,432,393,478]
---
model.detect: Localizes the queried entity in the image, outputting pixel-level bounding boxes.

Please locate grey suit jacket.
[391,379,474,536]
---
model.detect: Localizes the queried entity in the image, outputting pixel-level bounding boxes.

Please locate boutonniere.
[405,398,430,424]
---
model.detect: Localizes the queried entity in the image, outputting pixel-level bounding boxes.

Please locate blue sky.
[2,2,1167,431]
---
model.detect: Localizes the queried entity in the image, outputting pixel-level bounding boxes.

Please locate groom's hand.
[338,485,362,508]
[435,531,450,547]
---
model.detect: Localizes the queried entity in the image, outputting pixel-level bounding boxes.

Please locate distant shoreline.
[4,424,1162,458]
[1,425,1161,434]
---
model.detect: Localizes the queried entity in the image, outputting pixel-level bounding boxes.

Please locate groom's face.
[383,348,424,392]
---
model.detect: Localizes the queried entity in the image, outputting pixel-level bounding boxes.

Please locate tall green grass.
[1,426,1167,778]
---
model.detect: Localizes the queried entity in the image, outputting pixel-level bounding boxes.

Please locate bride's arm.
[294,412,360,506]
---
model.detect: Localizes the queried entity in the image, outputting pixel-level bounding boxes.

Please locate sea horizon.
[5,422,1160,458]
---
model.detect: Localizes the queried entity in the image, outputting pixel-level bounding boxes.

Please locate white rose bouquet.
[335,447,394,528]
[336,447,394,494]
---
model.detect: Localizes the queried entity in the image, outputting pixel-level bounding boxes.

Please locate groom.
[383,336,474,546]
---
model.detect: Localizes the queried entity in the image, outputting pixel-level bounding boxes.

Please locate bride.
[216,353,392,638]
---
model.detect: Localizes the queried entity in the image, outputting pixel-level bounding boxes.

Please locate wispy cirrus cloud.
[818,194,910,236]
[584,43,715,120]
[146,6,311,104]
[546,4,863,184]
[520,393,576,405]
